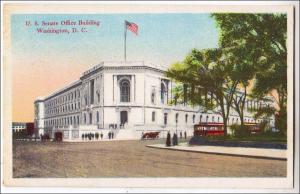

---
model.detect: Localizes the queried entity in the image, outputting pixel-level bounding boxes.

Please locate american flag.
[125,20,138,35]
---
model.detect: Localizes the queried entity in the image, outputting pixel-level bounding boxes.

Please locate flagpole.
[124,21,127,62]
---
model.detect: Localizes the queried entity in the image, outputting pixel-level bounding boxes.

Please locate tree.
[166,48,239,135]
[169,83,184,105]
[212,13,287,135]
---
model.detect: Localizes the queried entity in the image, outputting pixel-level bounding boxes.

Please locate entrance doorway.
[120,111,128,126]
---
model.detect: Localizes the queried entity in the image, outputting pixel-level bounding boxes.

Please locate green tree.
[212,13,287,134]
[167,48,238,135]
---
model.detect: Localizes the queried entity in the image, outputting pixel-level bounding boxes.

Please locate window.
[151,87,156,104]
[97,91,100,103]
[200,115,202,123]
[161,82,167,104]
[152,111,156,122]
[185,114,188,123]
[89,112,92,124]
[84,113,86,124]
[212,116,215,122]
[90,79,95,104]
[84,96,88,106]
[193,115,195,123]
[120,79,130,102]
[164,113,168,125]
[175,113,179,123]
[77,116,80,124]
[97,111,99,123]
[206,115,209,122]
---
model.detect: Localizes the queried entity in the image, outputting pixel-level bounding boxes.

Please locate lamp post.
[176,118,178,135]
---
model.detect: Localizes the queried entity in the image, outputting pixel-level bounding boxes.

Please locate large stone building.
[34,61,275,141]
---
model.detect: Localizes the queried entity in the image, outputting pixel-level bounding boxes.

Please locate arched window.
[185,114,188,123]
[206,115,209,122]
[212,116,215,122]
[84,113,86,124]
[200,115,202,123]
[175,113,179,123]
[152,111,156,122]
[97,111,99,123]
[120,79,130,102]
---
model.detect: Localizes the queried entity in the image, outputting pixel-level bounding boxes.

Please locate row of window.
[151,112,261,125]
[45,111,101,127]
[45,115,80,127]
[46,102,81,115]
[45,89,81,109]
[83,92,101,106]
[82,111,100,124]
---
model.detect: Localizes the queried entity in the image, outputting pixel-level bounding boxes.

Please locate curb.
[146,145,287,161]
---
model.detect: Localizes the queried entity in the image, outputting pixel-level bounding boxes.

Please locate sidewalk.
[146,142,287,160]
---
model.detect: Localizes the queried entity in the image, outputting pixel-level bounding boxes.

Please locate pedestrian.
[166,131,171,147]
[184,131,187,139]
[175,133,178,145]
[112,132,114,139]
[172,133,176,146]
[108,132,111,139]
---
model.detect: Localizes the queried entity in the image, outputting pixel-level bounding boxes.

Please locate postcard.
[1,1,298,192]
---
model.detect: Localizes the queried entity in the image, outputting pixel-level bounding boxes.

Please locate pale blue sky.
[11,14,219,66]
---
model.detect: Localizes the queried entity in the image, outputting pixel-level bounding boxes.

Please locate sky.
[11,14,219,122]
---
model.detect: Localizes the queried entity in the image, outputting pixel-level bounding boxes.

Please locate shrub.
[258,120,269,132]
[95,133,99,140]
[231,124,251,137]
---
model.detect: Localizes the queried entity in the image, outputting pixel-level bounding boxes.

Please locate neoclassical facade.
[34,61,275,141]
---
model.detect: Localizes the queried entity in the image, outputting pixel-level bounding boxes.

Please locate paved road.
[13,139,286,178]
